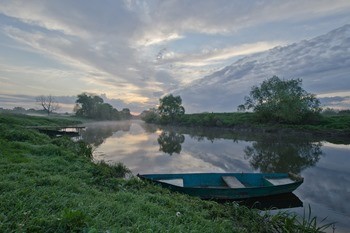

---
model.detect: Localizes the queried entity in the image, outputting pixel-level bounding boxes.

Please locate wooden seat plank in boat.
[222,176,245,188]
[265,178,293,186]
[159,179,184,187]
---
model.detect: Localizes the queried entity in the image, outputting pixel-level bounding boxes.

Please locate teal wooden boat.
[138,172,304,200]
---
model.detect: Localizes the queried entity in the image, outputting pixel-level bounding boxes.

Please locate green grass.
[0,112,82,127]
[0,113,332,232]
[178,112,257,127]
[283,115,350,134]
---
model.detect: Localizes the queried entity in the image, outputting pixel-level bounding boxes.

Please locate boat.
[137,172,304,200]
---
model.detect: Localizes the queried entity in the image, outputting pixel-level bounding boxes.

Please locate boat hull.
[138,173,303,200]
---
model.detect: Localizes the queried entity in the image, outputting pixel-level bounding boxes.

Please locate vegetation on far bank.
[141,77,350,134]
[1,92,133,121]
[143,110,350,136]
[74,93,132,121]
[180,111,350,131]
[0,113,333,232]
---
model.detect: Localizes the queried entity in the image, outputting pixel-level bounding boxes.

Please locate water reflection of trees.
[81,121,131,147]
[156,125,324,173]
[139,122,158,133]
[169,126,239,143]
[157,131,185,155]
[244,136,323,173]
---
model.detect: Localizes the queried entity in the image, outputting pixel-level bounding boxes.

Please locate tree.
[96,103,114,120]
[75,93,123,120]
[120,108,132,120]
[158,94,185,123]
[238,76,321,124]
[75,93,104,118]
[12,107,26,113]
[141,108,159,123]
[36,95,60,115]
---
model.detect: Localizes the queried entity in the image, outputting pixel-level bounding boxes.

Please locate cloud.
[175,24,350,112]
[2,24,157,103]
[0,1,350,112]
[0,1,164,104]
[129,0,350,36]
[157,41,283,67]
[136,32,184,47]
[319,96,350,109]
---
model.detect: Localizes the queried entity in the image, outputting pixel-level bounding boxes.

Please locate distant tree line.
[0,107,51,115]
[74,93,131,120]
[0,93,132,121]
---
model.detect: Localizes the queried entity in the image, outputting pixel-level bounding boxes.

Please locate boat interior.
[156,173,296,188]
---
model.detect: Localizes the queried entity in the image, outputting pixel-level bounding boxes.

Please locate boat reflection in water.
[227,193,303,210]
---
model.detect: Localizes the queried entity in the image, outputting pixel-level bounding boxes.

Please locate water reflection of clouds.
[322,142,350,150]
[181,137,253,173]
[94,121,325,174]
[298,166,350,232]
[92,122,244,174]
[296,142,350,231]
[96,133,150,155]
[318,143,350,174]
[301,167,350,214]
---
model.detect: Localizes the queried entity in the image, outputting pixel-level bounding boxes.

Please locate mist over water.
[81,120,350,233]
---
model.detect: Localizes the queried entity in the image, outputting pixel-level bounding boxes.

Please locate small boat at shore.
[137,172,303,200]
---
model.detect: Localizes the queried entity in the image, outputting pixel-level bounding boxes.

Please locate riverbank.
[165,112,350,140]
[0,113,331,232]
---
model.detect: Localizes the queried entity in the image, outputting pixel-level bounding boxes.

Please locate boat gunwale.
[152,180,303,190]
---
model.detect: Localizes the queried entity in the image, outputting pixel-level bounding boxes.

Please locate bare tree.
[36,95,60,115]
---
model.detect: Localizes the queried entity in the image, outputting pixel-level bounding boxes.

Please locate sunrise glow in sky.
[1,0,350,113]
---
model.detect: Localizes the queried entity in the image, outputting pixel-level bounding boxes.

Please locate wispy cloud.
[157,41,283,67]
[136,32,184,47]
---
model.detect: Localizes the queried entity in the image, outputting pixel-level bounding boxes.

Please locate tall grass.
[262,205,334,233]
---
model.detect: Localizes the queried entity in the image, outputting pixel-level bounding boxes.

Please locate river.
[81,120,350,233]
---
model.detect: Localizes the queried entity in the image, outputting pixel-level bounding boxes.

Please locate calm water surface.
[81,120,350,233]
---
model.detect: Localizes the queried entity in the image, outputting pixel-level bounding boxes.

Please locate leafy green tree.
[158,94,185,123]
[141,108,159,123]
[75,93,120,120]
[96,103,114,120]
[75,93,103,118]
[238,76,321,124]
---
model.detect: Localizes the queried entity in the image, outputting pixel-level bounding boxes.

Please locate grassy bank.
[0,113,331,232]
[175,112,350,133]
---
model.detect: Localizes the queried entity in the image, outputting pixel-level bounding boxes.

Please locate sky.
[0,0,350,113]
